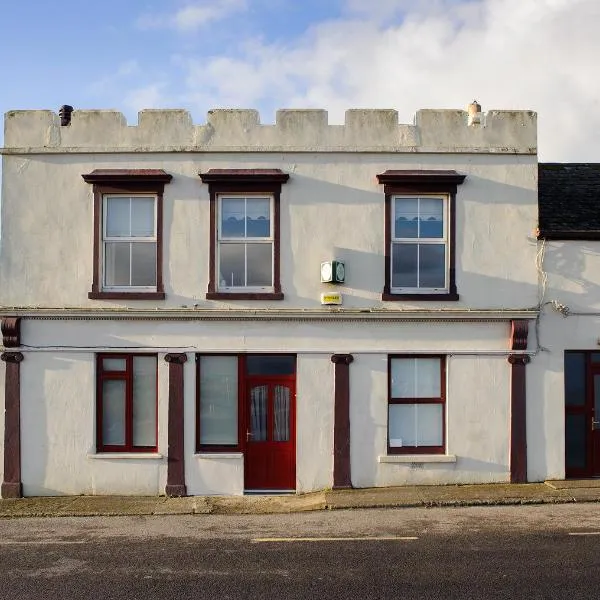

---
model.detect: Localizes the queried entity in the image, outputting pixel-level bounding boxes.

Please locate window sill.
[378,454,457,464]
[381,292,459,302]
[195,452,243,459]
[206,292,284,301]
[87,452,164,460]
[89,291,166,300]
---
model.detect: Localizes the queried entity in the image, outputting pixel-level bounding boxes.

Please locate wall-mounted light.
[320,260,345,284]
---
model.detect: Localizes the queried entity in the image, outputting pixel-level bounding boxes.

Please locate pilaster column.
[331,354,354,489]
[2,352,24,498]
[509,320,530,483]
[164,353,188,496]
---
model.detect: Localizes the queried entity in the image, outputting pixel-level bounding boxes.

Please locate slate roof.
[539,163,600,239]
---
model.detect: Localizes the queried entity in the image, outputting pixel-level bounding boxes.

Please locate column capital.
[165,353,188,364]
[331,354,354,365]
[508,354,531,365]
[1,352,24,364]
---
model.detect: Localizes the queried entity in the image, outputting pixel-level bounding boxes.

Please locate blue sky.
[1,0,600,161]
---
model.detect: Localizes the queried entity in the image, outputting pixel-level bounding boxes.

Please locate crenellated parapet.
[3,107,537,154]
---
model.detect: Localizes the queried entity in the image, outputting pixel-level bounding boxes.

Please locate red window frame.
[195,353,296,452]
[96,353,158,453]
[387,354,446,455]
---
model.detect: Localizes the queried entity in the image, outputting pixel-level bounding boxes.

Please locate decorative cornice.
[0,307,539,323]
[376,170,466,185]
[165,353,188,364]
[1,352,24,363]
[1,317,21,347]
[82,169,172,184]
[510,319,529,351]
[331,354,354,365]
[199,169,289,184]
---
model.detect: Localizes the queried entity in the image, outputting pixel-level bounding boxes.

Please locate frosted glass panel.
[130,243,156,286]
[199,356,238,445]
[103,358,126,371]
[104,242,130,287]
[132,356,157,447]
[391,358,441,398]
[274,386,290,442]
[250,385,268,441]
[102,380,126,446]
[389,403,443,447]
[219,243,245,287]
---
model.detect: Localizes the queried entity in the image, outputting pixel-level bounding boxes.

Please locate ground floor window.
[196,354,296,452]
[96,354,158,452]
[388,355,446,454]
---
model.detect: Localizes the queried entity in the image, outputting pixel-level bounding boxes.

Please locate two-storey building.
[0,104,539,497]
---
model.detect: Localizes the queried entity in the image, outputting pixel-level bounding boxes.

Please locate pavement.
[1,480,599,518]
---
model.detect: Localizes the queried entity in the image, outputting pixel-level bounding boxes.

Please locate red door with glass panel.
[244,377,296,491]
[565,351,600,477]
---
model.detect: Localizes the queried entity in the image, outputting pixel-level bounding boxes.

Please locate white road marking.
[251,536,418,543]
[0,540,87,545]
[568,532,600,536]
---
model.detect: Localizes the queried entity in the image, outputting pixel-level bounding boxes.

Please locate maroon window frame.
[199,169,289,300]
[195,353,296,452]
[82,169,172,300]
[376,170,466,301]
[387,354,446,455]
[96,353,158,453]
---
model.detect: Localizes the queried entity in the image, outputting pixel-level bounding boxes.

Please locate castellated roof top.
[2,107,537,154]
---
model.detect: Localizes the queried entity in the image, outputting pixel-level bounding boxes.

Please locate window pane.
[103,358,126,371]
[219,243,245,287]
[130,242,156,286]
[419,244,446,288]
[105,242,130,287]
[389,403,443,448]
[199,356,238,446]
[391,357,441,398]
[130,197,155,237]
[565,353,586,407]
[250,385,268,442]
[221,198,246,238]
[132,356,157,447]
[246,198,271,238]
[419,198,444,238]
[394,198,418,238]
[565,413,586,470]
[246,243,273,287]
[106,197,130,237]
[247,355,296,376]
[102,380,126,446]
[392,243,417,288]
[274,386,290,442]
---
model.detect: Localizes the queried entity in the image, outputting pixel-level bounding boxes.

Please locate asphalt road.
[0,503,599,599]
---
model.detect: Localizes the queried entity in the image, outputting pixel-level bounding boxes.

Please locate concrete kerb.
[0,483,599,518]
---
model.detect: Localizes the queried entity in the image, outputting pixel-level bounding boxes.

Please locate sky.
[1,0,599,161]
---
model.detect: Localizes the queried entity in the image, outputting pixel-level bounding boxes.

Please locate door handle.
[246,430,253,441]
[593,419,600,431]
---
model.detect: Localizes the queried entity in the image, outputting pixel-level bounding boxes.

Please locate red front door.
[565,352,600,477]
[244,377,296,490]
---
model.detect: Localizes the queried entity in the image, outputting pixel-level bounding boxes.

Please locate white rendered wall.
[350,354,511,487]
[525,240,600,481]
[12,318,521,495]
[19,352,168,496]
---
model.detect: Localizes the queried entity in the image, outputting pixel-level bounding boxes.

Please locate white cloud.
[124,83,168,114]
[137,0,248,32]
[172,0,600,161]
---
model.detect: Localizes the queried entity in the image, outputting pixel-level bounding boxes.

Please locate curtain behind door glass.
[274,385,290,442]
[250,385,268,441]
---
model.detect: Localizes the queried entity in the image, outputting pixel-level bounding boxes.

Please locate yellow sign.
[320,292,342,305]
